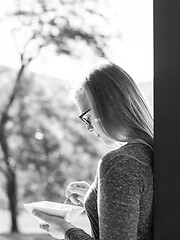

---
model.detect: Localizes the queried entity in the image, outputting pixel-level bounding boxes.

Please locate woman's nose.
[86,124,93,132]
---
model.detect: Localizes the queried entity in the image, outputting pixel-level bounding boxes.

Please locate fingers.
[66,181,90,196]
[64,192,82,205]
[68,186,88,197]
[78,181,90,188]
[69,195,79,205]
[76,181,90,189]
[66,182,79,198]
[40,223,50,232]
[65,187,86,205]
[32,209,58,225]
[66,183,89,197]
[69,193,82,205]
[65,181,90,205]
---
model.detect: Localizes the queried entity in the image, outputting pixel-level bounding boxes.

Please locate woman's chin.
[99,137,115,146]
[93,132,116,146]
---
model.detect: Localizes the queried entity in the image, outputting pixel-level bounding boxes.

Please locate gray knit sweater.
[65,143,153,240]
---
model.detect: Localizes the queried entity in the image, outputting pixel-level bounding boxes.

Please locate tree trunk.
[0,64,26,233]
[7,167,19,232]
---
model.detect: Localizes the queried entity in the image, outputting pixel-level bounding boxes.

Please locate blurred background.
[0,0,153,238]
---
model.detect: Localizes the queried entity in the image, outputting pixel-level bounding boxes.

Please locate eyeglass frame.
[79,109,91,126]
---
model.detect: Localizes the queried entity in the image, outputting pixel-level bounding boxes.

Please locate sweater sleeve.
[65,156,142,240]
[98,156,141,240]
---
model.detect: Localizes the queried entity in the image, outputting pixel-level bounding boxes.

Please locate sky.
[0,0,153,84]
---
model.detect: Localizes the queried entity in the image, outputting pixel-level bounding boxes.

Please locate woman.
[33,61,153,240]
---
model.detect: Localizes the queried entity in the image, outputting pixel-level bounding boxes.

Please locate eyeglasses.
[79,109,91,126]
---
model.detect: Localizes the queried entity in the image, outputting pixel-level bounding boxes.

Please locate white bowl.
[24,201,84,222]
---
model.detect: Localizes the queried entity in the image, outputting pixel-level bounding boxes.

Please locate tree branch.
[1,65,25,124]
[0,64,25,169]
[0,165,8,178]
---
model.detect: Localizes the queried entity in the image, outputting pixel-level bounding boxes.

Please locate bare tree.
[0,0,110,232]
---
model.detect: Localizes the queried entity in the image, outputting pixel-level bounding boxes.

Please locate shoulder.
[98,143,153,179]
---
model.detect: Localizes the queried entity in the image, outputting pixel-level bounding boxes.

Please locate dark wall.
[154,0,180,239]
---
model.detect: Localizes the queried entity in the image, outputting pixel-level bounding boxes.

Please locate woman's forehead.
[76,92,90,113]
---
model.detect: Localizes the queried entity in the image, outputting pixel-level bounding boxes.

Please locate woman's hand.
[32,209,75,239]
[66,181,90,205]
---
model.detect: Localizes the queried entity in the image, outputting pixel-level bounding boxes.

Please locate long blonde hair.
[77,61,153,148]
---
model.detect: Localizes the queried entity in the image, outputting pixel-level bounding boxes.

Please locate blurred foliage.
[0,0,118,232]
[4,0,113,60]
[0,67,111,209]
